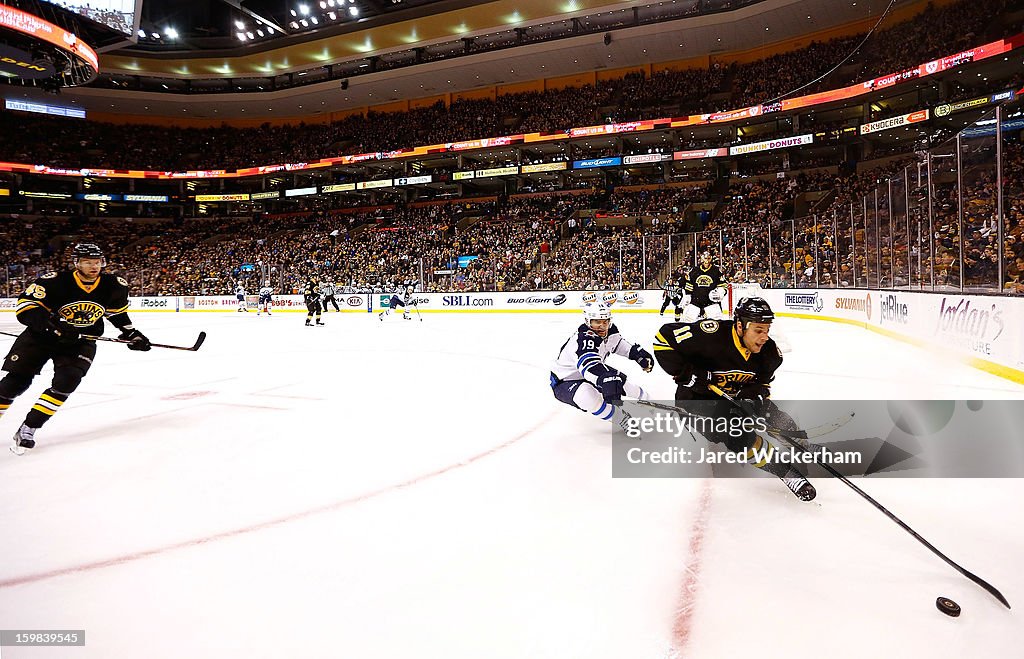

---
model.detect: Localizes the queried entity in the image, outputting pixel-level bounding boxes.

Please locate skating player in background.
[550,302,653,428]
[257,282,274,316]
[321,281,340,313]
[653,297,815,501]
[304,276,324,326]
[1,243,151,454]
[685,251,727,320]
[379,284,416,321]
[234,281,248,313]
[659,272,688,322]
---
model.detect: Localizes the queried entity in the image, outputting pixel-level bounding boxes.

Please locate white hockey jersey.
[234,285,246,296]
[550,323,636,385]
[259,286,273,298]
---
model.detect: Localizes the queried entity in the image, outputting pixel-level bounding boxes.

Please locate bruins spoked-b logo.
[58,301,106,327]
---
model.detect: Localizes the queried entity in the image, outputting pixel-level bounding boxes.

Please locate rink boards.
[2,288,1023,382]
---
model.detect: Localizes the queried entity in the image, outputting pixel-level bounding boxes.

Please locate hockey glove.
[596,370,627,404]
[53,319,83,345]
[118,327,152,351]
[628,345,655,372]
[709,288,725,303]
[31,317,80,344]
[674,362,711,389]
[735,383,770,416]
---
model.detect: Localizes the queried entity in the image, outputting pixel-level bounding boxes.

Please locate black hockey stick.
[90,331,207,352]
[0,330,207,352]
[413,301,423,322]
[708,384,1011,610]
[633,398,853,440]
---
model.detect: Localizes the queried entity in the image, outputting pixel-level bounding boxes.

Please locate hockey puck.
[936,597,961,617]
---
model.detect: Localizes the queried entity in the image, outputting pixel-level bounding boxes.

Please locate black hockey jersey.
[15,270,132,337]
[654,318,782,398]
[303,282,319,302]
[686,264,725,306]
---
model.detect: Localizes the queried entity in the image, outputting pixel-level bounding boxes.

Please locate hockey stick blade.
[708,385,1011,609]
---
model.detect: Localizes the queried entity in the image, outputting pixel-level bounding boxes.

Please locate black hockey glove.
[628,345,654,372]
[31,317,81,344]
[735,383,770,416]
[54,319,83,345]
[118,327,152,352]
[596,370,627,404]
[674,362,710,389]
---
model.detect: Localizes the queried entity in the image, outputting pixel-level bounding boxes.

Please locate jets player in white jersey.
[379,284,416,321]
[550,302,653,426]
[234,282,247,313]
[257,282,274,316]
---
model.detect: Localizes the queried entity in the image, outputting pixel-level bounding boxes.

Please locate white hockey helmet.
[582,302,612,324]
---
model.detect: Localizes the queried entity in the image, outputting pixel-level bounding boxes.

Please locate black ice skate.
[10,424,36,455]
[781,470,816,501]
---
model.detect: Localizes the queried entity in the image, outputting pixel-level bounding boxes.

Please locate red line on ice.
[670,479,713,655]
[0,412,555,589]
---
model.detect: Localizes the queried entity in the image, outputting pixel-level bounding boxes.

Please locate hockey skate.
[316,319,325,326]
[305,319,312,326]
[780,470,816,501]
[10,424,36,455]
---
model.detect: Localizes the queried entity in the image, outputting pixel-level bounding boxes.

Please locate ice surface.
[0,311,1021,658]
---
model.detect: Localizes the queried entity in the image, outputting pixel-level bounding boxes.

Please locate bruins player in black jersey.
[685,251,727,320]
[304,275,324,326]
[1,243,151,454]
[653,297,815,501]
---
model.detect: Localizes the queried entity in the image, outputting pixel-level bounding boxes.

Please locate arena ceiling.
[7,0,906,119]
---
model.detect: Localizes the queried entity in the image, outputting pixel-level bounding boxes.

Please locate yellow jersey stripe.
[40,394,64,406]
[106,304,130,314]
[31,405,56,416]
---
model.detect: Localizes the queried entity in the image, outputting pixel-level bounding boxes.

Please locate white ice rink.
[0,310,1022,658]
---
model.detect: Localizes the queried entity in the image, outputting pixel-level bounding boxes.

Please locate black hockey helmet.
[72,243,104,260]
[734,297,775,325]
[71,242,106,266]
